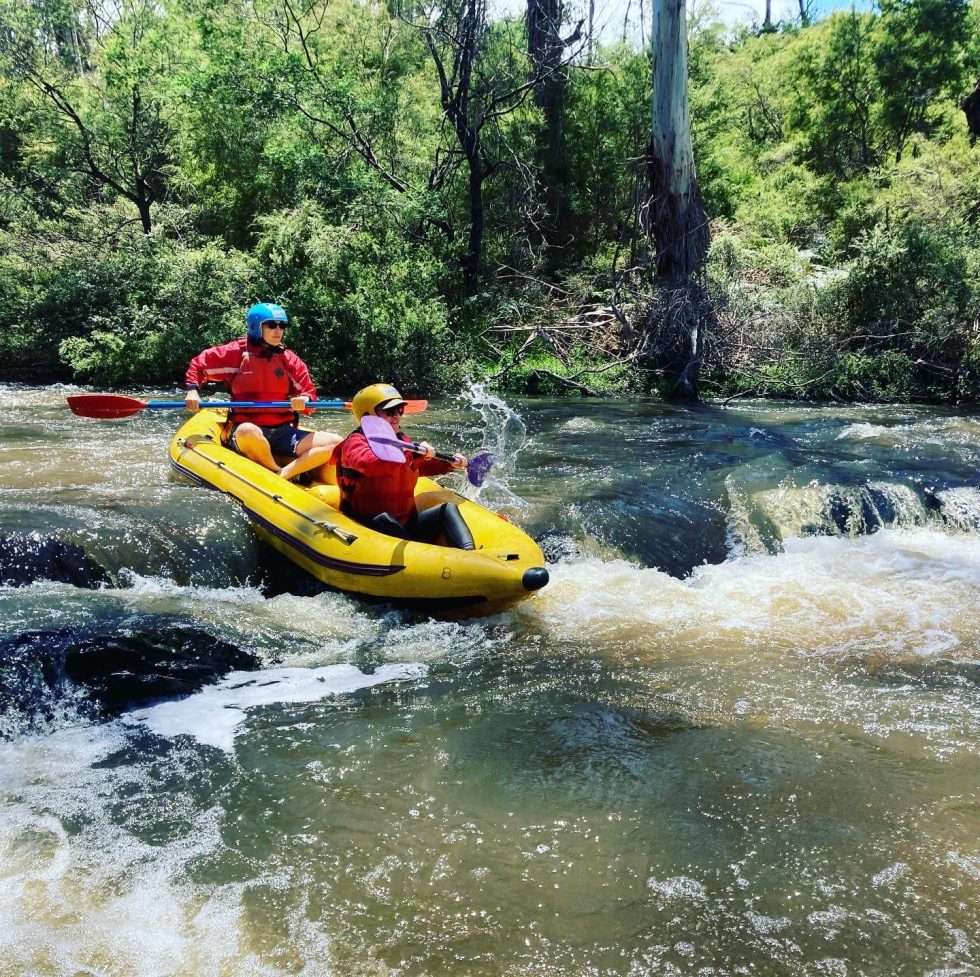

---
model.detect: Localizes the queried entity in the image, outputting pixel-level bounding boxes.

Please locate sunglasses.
[379,404,406,416]
[262,321,286,331]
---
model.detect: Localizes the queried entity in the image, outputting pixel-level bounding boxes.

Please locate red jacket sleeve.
[417,456,454,477]
[283,349,317,404]
[185,340,241,388]
[343,431,454,477]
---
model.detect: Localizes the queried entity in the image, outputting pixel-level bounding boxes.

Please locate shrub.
[54,237,257,386]
[0,207,258,386]
[828,221,974,357]
[253,202,455,395]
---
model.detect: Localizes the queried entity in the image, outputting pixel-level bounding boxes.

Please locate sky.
[495,0,869,48]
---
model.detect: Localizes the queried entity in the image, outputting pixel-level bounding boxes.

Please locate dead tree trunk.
[527,0,567,250]
[963,78,980,145]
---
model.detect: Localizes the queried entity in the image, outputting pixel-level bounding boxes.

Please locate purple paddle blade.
[466,451,494,487]
[360,415,408,463]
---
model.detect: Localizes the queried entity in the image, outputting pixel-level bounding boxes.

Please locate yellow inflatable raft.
[168,410,549,610]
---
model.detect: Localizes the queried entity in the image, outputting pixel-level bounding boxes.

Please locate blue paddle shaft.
[148,400,347,409]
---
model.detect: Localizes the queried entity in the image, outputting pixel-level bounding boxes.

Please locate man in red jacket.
[184,303,340,480]
[334,384,475,549]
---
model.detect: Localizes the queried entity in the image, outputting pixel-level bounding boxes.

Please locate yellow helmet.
[351,383,407,423]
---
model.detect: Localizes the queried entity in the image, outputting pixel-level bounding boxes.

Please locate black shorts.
[229,421,310,458]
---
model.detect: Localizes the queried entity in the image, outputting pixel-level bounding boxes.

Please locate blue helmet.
[246,303,288,342]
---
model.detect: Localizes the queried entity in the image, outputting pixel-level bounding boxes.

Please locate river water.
[0,383,978,976]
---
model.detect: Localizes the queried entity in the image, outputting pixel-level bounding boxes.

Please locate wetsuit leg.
[442,503,476,550]
[371,512,409,539]
[414,504,475,550]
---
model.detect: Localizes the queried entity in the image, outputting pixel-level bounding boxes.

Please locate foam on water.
[521,527,980,660]
[0,382,87,411]
[936,487,980,530]
[837,421,893,441]
[647,875,707,902]
[832,415,980,469]
[560,416,608,433]
[0,725,315,976]
[125,662,428,751]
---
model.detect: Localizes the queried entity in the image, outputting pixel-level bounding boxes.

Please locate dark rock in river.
[254,539,329,598]
[0,532,112,589]
[0,617,259,736]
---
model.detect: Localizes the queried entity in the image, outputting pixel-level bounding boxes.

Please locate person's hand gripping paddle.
[360,415,494,488]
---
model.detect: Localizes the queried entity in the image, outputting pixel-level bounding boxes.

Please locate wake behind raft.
[168,410,549,611]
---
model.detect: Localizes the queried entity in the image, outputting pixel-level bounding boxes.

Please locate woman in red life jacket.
[333,384,476,550]
[184,303,340,480]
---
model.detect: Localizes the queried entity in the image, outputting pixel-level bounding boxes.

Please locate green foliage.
[0,217,255,383]
[481,350,633,397]
[0,0,977,402]
[831,351,919,402]
[562,46,650,260]
[253,202,454,393]
[0,0,181,232]
[873,0,971,159]
[822,220,977,399]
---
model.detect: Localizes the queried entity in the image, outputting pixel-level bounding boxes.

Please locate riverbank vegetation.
[1,0,978,402]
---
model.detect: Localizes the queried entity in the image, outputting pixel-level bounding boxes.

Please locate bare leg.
[279,431,342,481]
[233,423,281,473]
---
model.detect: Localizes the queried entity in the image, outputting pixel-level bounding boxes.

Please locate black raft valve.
[522,567,549,592]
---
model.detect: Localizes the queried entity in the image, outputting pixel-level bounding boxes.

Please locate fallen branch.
[530,368,602,396]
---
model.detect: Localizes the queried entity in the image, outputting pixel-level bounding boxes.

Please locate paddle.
[67,394,428,420]
[361,415,494,488]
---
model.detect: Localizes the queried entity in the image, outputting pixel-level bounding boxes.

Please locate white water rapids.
[0,385,977,975]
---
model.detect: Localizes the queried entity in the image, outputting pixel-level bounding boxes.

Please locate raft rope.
[177,436,358,546]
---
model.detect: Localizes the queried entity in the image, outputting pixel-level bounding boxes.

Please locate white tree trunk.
[646,0,711,399]
[648,0,708,279]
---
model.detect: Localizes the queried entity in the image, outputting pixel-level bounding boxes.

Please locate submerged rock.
[0,532,112,589]
[0,618,259,736]
[535,530,582,565]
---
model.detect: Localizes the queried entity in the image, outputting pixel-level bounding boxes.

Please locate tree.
[409,0,538,293]
[648,0,708,279]
[526,0,582,253]
[873,0,970,162]
[258,0,421,197]
[644,0,710,398]
[0,0,176,234]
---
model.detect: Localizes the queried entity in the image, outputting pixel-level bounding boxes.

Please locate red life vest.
[332,429,453,525]
[185,338,316,426]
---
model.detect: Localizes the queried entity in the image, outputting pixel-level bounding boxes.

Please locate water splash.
[935,487,980,531]
[457,382,533,509]
[460,381,528,464]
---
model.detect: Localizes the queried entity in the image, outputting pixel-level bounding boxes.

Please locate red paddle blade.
[67,394,149,419]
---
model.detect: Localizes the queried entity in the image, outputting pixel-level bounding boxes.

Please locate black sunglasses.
[262,321,286,331]
[379,404,405,416]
